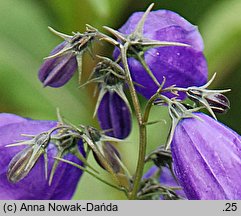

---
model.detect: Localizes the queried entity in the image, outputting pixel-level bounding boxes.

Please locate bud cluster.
[6,124,83,184]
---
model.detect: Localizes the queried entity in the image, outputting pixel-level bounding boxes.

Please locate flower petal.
[119,10,204,51]
[128,47,207,99]
[0,113,27,127]
[171,113,241,200]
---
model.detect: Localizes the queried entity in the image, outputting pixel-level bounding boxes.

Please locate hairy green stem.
[143,81,166,123]
[121,45,142,123]
[120,44,147,200]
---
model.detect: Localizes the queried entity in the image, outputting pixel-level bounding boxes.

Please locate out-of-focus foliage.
[199,0,241,132]
[0,0,240,199]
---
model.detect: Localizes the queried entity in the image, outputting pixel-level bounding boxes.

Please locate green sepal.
[48,26,73,42]
[156,95,203,149]
[44,44,74,60]
[93,87,108,117]
[76,52,83,84]
[102,26,126,43]
[131,3,154,39]
[48,150,63,185]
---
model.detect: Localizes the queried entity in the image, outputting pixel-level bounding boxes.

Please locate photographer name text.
[2,202,118,213]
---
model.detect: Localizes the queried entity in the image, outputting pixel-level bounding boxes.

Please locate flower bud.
[38,28,95,87]
[171,112,241,199]
[113,10,208,99]
[0,113,85,200]
[93,142,122,173]
[7,132,49,183]
[84,126,122,173]
[7,146,39,183]
[91,59,131,139]
[97,92,131,139]
[205,93,230,113]
[186,87,230,117]
[38,42,78,87]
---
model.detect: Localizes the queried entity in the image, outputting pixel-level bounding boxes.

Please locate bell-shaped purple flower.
[0,113,85,200]
[171,113,241,200]
[143,165,186,199]
[97,92,131,139]
[38,42,78,87]
[114,10,208,99]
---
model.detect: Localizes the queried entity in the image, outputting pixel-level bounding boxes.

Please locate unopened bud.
[93,142,122,173]
[7,132,50,183]
[187,89,230,114]
[7,146,43,183]
[205,93,230,113]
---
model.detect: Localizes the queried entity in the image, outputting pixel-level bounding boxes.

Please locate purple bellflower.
[171,112,241,200]
[0,113,85,200]
[114,10,208,99]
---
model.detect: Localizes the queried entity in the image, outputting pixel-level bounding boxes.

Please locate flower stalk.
[120,44,147,199]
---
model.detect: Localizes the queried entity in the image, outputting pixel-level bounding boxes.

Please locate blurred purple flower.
[0,113,85,200]
[97,92,131,139]
[171,113,241,200]
[143,166,186,199]
[114,10,208,99]
[38,42,77,87]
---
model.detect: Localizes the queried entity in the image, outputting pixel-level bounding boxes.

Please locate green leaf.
[200,0,241,84]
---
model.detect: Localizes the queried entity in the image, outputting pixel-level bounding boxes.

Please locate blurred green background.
[0,0,240,199]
